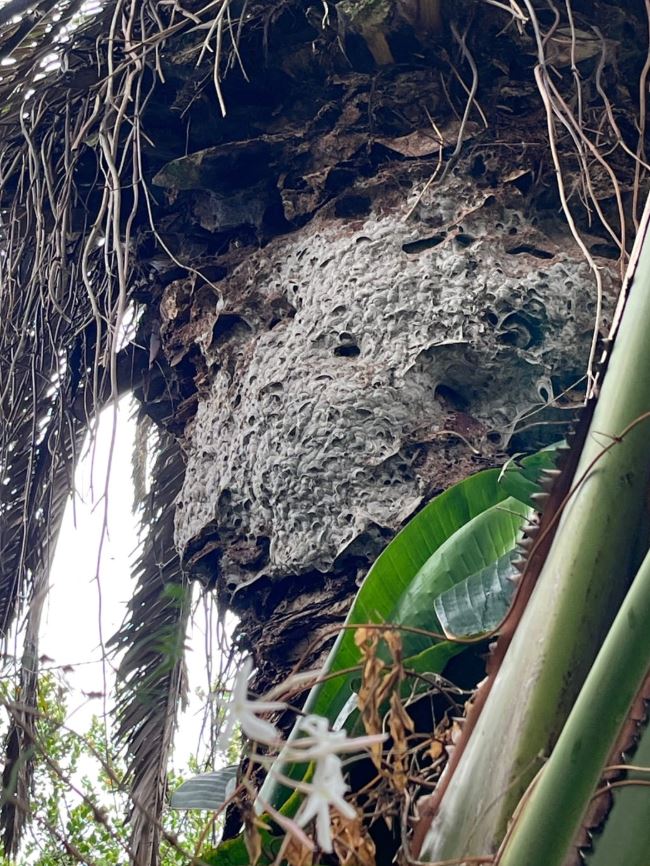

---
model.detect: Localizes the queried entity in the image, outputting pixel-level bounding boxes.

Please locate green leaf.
[201,827,281,866]
[302,469,512,727]
[419,198,650,864]
[385,497,529,656]
[498,444,562,507]
[169,765,238,811]
[433,550,520,638]
[261,475,529,809]
[403,642,463,677]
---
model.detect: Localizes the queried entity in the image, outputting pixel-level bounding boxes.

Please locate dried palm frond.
[0,415,86,855]
[109,429,191,866]
[0,1,238,858]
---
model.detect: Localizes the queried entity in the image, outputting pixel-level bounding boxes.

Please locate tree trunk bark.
[133,0,645,690]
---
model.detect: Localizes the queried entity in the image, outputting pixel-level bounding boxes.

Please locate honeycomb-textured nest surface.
[174,178,612,592]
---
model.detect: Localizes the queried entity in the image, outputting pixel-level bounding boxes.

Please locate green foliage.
[174,460,539,866]
[0,673,212,865]
[175,448,556,866]
[386,497,529,652]
[498,546,650,866]
[258,468,532,811]
[170,766,238,811]
[497,444,561,508]
[433,549,520,637]
[200,828,281,866]
[300,469,513,728]
[419,200,650,863]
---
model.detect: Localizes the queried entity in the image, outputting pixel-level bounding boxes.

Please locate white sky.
[40,399,220,770]
[41,401,137,727]
[0,0,237,789]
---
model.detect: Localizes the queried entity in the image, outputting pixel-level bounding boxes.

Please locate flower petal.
[240,711,282,744]
[315,802,334,852]
[251,699,288,713]
[296,793,323,829]
[330,794,357,821]
[216,710,236,752]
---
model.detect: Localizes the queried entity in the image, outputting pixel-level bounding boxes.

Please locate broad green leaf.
[385,497,530,658]
[170,765,238,810]
[419,196,650,864]
[264,490,530,809]
[433,549,520,638]
[302,469,511,727]
[260,469,513,809]
[403,642,462,678]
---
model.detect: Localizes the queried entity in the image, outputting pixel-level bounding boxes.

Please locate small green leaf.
[498,444,563,507]
[201,827,281,866]
[170,765,238,810]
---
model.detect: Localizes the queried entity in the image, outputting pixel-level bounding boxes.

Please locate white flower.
[284,713,386,762]
[295,752,356,852]
[218,657,287,748]
[278,714,387,852]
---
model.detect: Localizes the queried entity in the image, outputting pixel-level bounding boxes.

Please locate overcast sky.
[40,399,219,769]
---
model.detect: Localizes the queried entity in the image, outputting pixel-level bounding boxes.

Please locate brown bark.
[130,0,646,690]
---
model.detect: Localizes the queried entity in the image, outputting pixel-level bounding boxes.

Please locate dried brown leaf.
[387,692,415,793]
[375,130,441,158]
[356,629,408,768]
[332,813,376,866]
[383,630,403,666]
[354,627,375,647]
[244,812,262,866]
[110,434,191,866]
[282,833,314,866]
